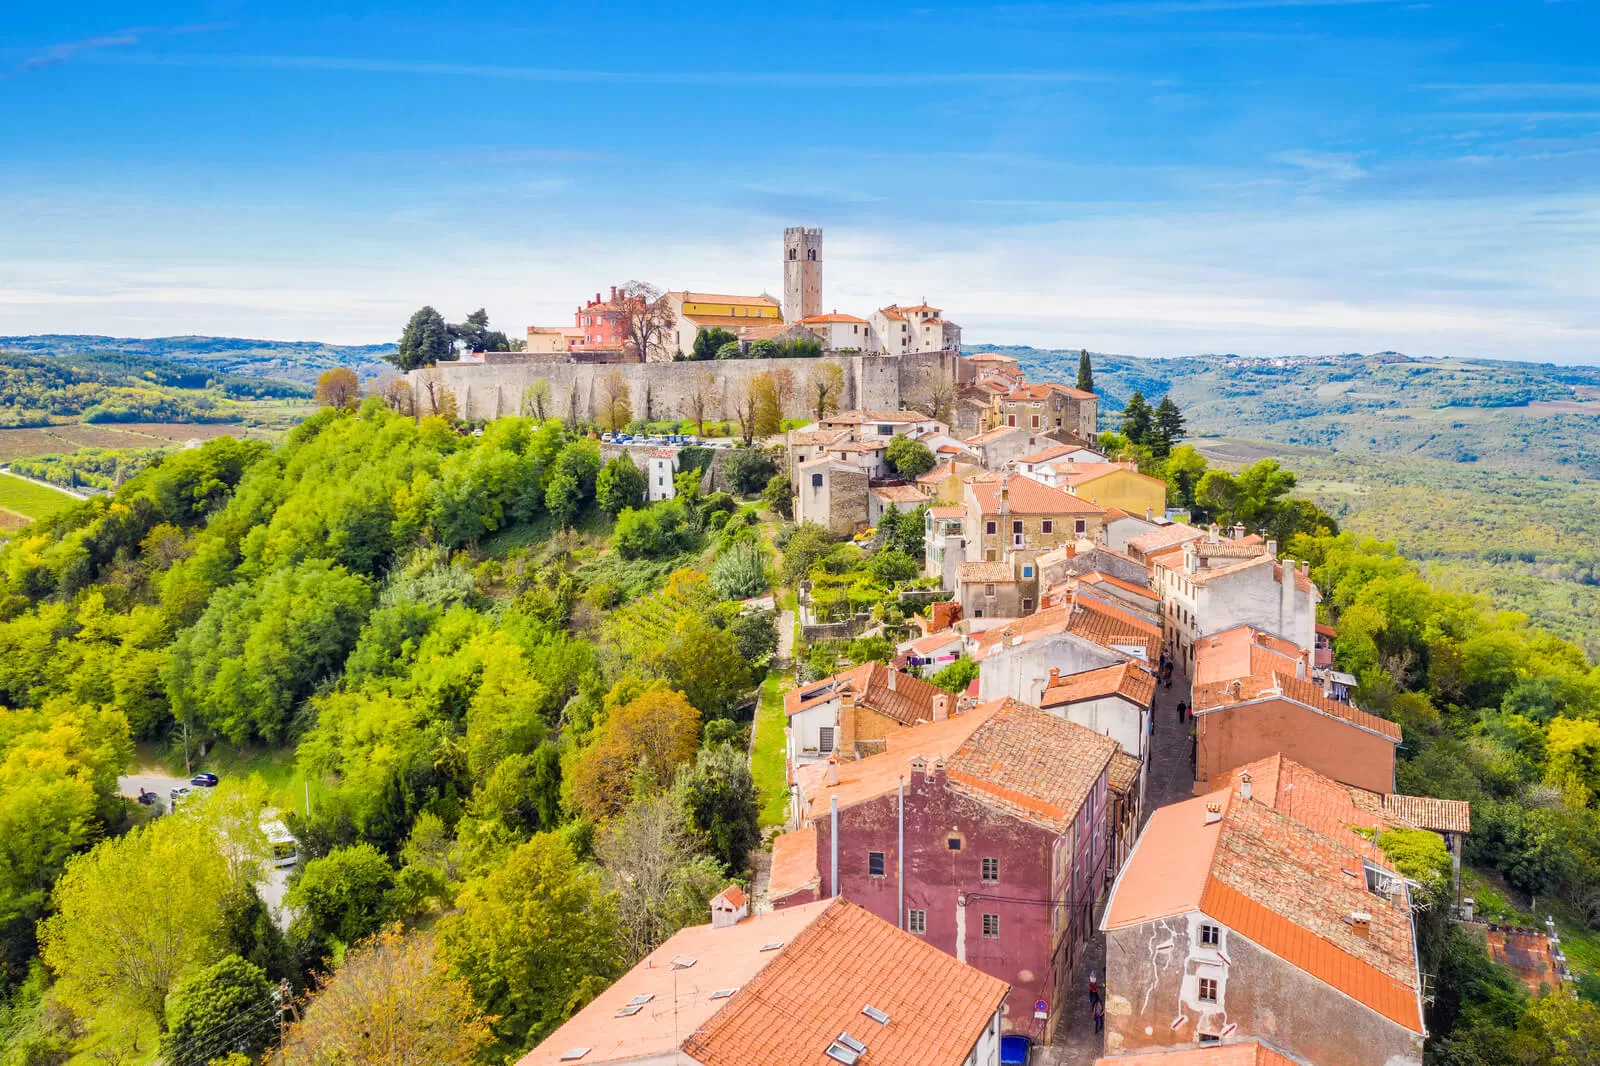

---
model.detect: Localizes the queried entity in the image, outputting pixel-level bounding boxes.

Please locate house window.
[878,424,893,435]
[657,478,664,486]
[1041,521,1053,534]
[869,852,886,877]
[1197,977,1218,1002]
[1012,520,1023,535]
[982,913,1000,938]
[984,583,995,597]
[1007,415,1016,427]
[986,521,997,535]
[812,473,823,488]
[981,858,999,882]
[1022,598,1034,612]
[908,909,926,934]
[947,836,962,851]
[973,608,985,617]
[1022,565,1034,578]
[818,727,835,753]
[1075,519,1086,534]
[1031,415,1040,428]
[1200,923,1220,946]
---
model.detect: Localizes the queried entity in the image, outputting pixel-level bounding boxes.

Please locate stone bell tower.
[783,226,822,322]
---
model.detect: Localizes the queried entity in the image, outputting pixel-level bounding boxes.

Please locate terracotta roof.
[1076,570,1158,601]
[877,307,907,321]
[788,429,852,446]
[1383,794,1471,834]
[944,700,1119,832]
[929,504,965,518]
[968,473,1106,516]
[783,662,947,728]
[1107,750,1142,795]
[1316,621,1337,637]
[1041,661,1157,709]
[1193,625,1307,686]
[798,312,869,324]
[684,901,1007,1066]
[964,351,1019,362]
[1004,382,1095,402]
[1194,672,1402,742]
[973,593,1160,663]
[960,560,1016,584]
[1096,1042,1302,1066]
[821,409,928,425]
[918,460,965,485]
[902,630,965,656]
[681,313,785,330]
[768,826,820,901]
[828,440,888,454]
[648,447,677,458]
[870,483,927,505]
[896,302,942,313]
[923,317,950,325]
[965,424,1033,445]
[1016,443,1096,465]
[516,900,836,1065]
[1127,523,1205,556]
[1105,791,1423,1034]
[712,883,747,910]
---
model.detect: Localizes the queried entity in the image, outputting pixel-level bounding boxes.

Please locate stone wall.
[407,349,962,426]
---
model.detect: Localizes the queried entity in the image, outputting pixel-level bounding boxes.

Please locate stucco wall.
[1196,564,1317,653]
[1195,698,1398,794]
[1104,913,1423,1066]
[976,636,1125,705]
[1053,695,1148,768]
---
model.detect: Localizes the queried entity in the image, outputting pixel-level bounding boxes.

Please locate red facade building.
[770,698,1126,1041]
[573,287,627,350]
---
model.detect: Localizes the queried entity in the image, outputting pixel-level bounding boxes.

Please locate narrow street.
[1040,658,1193,1066]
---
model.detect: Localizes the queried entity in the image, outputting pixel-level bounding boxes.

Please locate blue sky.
[2,1,1597,361]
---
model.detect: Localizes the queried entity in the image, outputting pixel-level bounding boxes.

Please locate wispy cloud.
[118,53,1104,87]
[1425,82,1600,100]
[1066,0,1407,15]
[1269,150,1370,182]
[10,23,229,77]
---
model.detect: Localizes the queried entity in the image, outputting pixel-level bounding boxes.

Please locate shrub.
[725,449,779,495]
[710,541,769,600]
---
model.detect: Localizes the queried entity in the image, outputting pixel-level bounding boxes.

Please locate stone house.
[871,302,962,355]
[1100,509,1168,552]
[869,482,926,525]
[1100,789,1426,1066]
[824,439,891,480]
[517,896,1008,1066]
[795,310,872,350]
[784,427,852,487]
[964,473,1107,567]
[1157,531,1320,668]
[964,425,1050,471]
[1041,570,1161,622]
[996,382,1098,440]
[958,559,1028,619]
[783,662,950,777]
[1192,670,1401,794]
[1125,522,1206,565]
[772,698,1123,1041]
[1095,1039,1321,1065]
[795,458,868,537]
[1036,542,1151,591]
[972,593,1161,705]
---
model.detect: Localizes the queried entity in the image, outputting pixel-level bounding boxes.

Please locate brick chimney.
[1351,912,1372,939]
[1239,772,1252,801]
[1049,667,1061,686]
[933,693,950,721]
[825,754,840,786]
[838,692,857,760]
[930,756,946,784]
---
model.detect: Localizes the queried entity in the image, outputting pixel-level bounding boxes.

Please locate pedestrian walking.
[1094,999,1105,1033]
[1088,972,1099,1005]
[1176,699,1187,724]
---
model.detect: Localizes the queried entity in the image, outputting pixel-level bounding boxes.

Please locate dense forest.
[0,353,306,429]
[0,397,1595,1063]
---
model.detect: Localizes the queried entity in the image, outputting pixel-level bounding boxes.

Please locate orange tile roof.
[1041,661,1157,709]
[960,560,1017,584]
[783,663,947,728]
[896,302,941,313]
[516,900,835,1066]
[820,409,928,425]
[684,900,1007,1066]
[968,473,1107,516]
[1096,1040,1302,1066]
[798,312,869,324]
[1193,625,1306,686]
[1004,382,1095,402]
[973,593,1160,663]
[712,883,747,910]
[1108,750,1142,795]
[877,307,907,321]
[1055,462,1167,488]
[870,484,927,505]
[965,423,1034,445]
[1127,523,1205,556]
[1077,569,1158,601]
[1016,443,1097,465]
[944,700,1119,832]
[964,351,1019,362]
[768,826,820,901]
[675,290,782,307]
[1194,672,1402,742]
[1106,791,1423,1033]
[1382,793,1471,834]
[929,504,965,518]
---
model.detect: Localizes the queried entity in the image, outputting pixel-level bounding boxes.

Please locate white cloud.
[1268,150,1370,183]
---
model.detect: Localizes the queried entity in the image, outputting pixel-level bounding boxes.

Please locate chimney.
[710,884,748,928]
[839,692,857,760]
[887,668,897,692]
[933,693,950,721]
[999,476,1010,516]
[1184,543,1199,574]
[1229,679,1243,700]
[1232,522,1246,540]
[1145,508,1153,521]
[610,285,617,301]
[1204,801,1223,826]
[825,755,840,786]
[1281,557,1297,629]
[1049,667,1061,686]
[930,756,946,783]
[1208,523,1220,543]
[1266,538,1278,557]
[1350,912,1372,939]
[1461,897,1475,922]
[1239,772,1253,801]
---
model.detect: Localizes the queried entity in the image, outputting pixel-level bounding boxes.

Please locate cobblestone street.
[1040,659,1193,1066]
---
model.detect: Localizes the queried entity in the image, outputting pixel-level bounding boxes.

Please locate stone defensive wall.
[407,350,958,423]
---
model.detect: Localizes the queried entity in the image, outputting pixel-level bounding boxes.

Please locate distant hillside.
[0,334,396,386]
[974,346,1600,477]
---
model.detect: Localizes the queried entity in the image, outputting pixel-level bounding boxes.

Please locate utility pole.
[183,719,192,775]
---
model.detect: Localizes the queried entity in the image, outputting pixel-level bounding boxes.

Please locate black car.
[191,772,219,787]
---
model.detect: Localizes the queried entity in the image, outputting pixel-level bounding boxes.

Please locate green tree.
[1076,349,1094,393]
[449,308,510,354]
[40,815,236,1027]
[666,615,753,720]
[930,656,979,693]
[1120,390,1153,445]
[1159,444,1208,509]
[885,435,936,478]
[596,793,726,963]
[287,844,397,946]
[677,743,760,870]
[725,449,779,495]
[1152,394,1185,458]
[612,502,692,560]
[162,954,275,1066]
[595,455,645,517]
[693,327,738,362]
[392,306,452,371]
[440,835,622,1057]
[780,522,836,587]
[715,340,743,360]
[1514,989,1600,1066]
[568,688,702,822]
[762,472,792,519]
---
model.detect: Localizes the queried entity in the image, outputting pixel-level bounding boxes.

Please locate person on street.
[1094,999,1105,1033]
[1088,972,1099,1005]
[1176,699,1188,723]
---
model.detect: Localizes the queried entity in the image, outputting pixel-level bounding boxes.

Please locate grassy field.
[0,470,84,523]
[0,418,288,463]
[752,671,792,828]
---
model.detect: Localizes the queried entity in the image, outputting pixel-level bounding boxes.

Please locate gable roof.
[684,900,1007,1066]
[673,290,782,307]
[968,473,1106,516]
[972,593,1161,663]
[1041,661,1158,709]
[1015,443,1093,465]
[1003,382,1095,402]
[1054,462,1165,487]
[768,826,820,901]
[1105,791,1423,1034]
[798,312,869,324]
[1108,749,1142,795]
[1382,793,1472,835]
[783,662,947,727]
[1127,522,1205,557]
[965,423,1034,446]
[1193,625,1307,686]
[1194,672,1402,742]
[944,700,1120,832]
[1075,569,1159,602]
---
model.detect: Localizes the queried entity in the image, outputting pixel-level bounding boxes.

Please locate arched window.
[807,249,816,261]
[789,249,797,260]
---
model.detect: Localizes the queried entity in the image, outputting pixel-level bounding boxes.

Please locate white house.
[971,593,1161,705]
[1159,534,1321,670]
[1040,661,1157,808]
[646,447,679,501]
[796,311,872,350]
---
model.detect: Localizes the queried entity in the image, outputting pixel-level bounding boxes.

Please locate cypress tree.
[1153,394,1186,458]
[1076,349,1094,393]
[1121,390,1153,445]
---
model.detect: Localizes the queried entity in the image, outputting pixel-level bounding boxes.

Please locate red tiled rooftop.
[1041,661,1157,709]
[968,473,1106,516]
[1193,625,1306,686]
[1096,1040,1302,1066]
[1194,672,1402,742]
[945,700,1119,832]
[973,593,1160,663]
[783,662,947,727]
[768,826,820,901]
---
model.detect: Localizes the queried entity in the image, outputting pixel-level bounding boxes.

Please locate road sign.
[1034,999,1049,1013]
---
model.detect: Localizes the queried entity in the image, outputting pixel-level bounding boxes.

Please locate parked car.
[191,772,219,787]
[1000,1036,1032,1066]
[169,785,192,803]
[601,432,614,442]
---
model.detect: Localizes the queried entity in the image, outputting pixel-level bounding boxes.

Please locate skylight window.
[825,1046,860,1066]
[627,994,654,1006]
[837,1033,867,1054]
[711,987,738,999]
[862,1005,890,1025]
[670,955,697,969]
[759,941,784,952]
[615,1004,644,1017]
[560,1051,590,1062]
